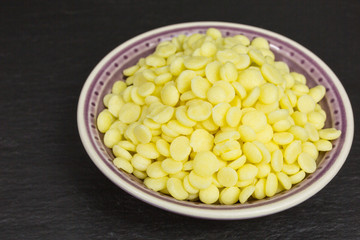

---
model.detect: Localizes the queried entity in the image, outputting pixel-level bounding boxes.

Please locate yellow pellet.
[272,119,292,132]
[113,157,133,174]
[183,175,199,194]
[149,105,174,124]
[276,172,292,190]
[97,109,115,133]
[113,144,132,160]
[216,49,241,65]
[238,67,265,92]
[242,110,267,132]
[265,141,280,153]
[238,163,258,181]
[220,62,238,82]
[292,111,307,126]
[265,173,278,197]
[146,161,167,178]
[248,48,265,66]
[137,82,155,97]
[220,187,241,205]
[108,95,124,117]
[232,44,248,55]
[155,139,170,157]
[175,106,196,127]
[243,142,262,164]
[212,102,231,126]
[190,129,214,152]
[259,83,279,104]
[170,57,185,76]
[284,140,302,164]
[232,81,247,99]
[200,41,217,57]
[124,122,140,144]
[214,130,240,144]
[104,128,122,148]
[155,42,177,58]
[297,95,316,113]
[239,185,256,204]
[207,85,227,104]
[308,85,326,102]
[282,163,300,175]
[236,179,254,188]
[255,124,273,143]
[199,184,219,204]
[145,55,166,68]
[238,125,257,142]
[289,170,306,184]
[112,81,127,94]
[167,120,193,136]
[268,109,289,124]
[123,65,139,76]
[133,124,152,144]
[117,140,136,152]
[131,87,145,105]
[193,151,219,177]
[161,82,179,106]
[205,61,221,83]
[253,141,271,163]
[288,125,309,142]
[242,87,260,107]
[271,149,284,172]
[253,178,266,199]
[273,132,294,145]
[184,56,210,70]
[251,37,270,49]
[103,93,114,107]
[319,128,341,140]
[167,177,189,200]
[161,158,183,174]
[144,176,168,191]
[206,28,222,39]
[188,170,212,189]
[297,152,316,173]
[261,63,284,85]
[302,142,319,159]
[176,70,196,93]
[213,80,235,103]
[304,123,320,142]
[187,100,212,121]
[170,136,191,161]
[137,143,160,159]
[315,140,333,151]
[225,108,242,129]
[256,100,279,114]
[307,111,326,129]
[180,90,196,102]
[118,102,141,124]
[227,155,247,170]
[131,154,152,171]
[217,167,238,187]
[191,76,211,99]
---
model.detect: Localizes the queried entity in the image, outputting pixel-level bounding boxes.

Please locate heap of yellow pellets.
[97,28,341,204]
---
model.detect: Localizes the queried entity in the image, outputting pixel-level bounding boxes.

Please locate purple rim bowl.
[77,22,354,220]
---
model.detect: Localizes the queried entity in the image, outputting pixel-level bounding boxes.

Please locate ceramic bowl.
[77,22,354,219]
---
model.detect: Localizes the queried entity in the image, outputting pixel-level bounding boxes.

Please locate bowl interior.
[80,23,348,214]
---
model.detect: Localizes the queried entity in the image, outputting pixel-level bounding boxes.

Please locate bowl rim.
[77,21,354,220]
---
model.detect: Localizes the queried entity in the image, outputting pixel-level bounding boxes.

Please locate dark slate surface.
[0,1,359,239]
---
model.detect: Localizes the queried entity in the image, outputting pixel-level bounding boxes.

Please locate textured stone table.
[1,1,359,239]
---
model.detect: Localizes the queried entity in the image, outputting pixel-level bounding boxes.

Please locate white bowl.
[77,22,354,219]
